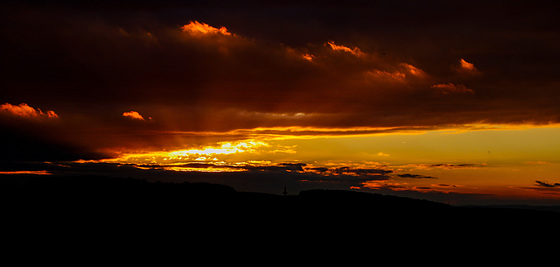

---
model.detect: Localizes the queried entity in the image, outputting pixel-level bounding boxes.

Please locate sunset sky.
[2,1,560,205]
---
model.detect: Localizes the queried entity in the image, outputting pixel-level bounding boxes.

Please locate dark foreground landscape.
[3,175,559,221]
[2,174,560,256]
[1,173,554,260]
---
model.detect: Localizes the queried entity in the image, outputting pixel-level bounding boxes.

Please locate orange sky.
[93,124,560,204]
[2,1,560,205]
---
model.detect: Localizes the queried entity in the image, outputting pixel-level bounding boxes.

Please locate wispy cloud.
[406,163,483,170]
[326,41,363,56]
[397,174,437,179]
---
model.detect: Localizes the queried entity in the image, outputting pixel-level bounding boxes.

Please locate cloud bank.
[1,1,560,157]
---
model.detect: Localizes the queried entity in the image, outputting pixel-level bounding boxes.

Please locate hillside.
[2,175,558,221]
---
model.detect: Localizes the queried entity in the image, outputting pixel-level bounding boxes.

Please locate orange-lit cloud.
[457,58,480,74]
[326,41,363,56]
[400,63,425,77]
[367,69,406,80]
[0,103,59,119]
[302,53,315,61]
[181,21,232,37]
[460,58,476,71]
[364,63,425,83]
[123,111,148,120]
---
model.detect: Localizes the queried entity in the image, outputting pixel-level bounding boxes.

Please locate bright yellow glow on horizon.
[165,166,246,172]
[169,140,269,156]
[104,123,560,166]
[89,124,560,203]
[109,140,270,165]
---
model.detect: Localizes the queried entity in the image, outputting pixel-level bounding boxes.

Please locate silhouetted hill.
[3,173,560,254]
[2,175,559,226]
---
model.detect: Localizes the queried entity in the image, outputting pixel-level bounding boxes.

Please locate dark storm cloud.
[2,0,560,155]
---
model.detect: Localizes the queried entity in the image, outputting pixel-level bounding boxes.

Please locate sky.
[1,0,560,205]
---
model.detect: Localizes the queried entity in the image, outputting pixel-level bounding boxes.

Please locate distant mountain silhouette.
[2,175,558,220]
[2,174,559,253]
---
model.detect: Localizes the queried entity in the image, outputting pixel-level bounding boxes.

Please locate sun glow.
[109,140,270,165]
[169,141,269,157]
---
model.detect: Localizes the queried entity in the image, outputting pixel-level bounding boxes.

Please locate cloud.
[523,180,560,193]
[244,162,307,173]
[366,69,406,81]
[400,63,425,77]
[431,83,474,95]
[181,21,232,37]
[0,103,59,119]
[123,111,148,121]
[326,41,363,56]
[459,59,478,72]
[305,166,392,179]
[2,2,560,155]
[362,181,408,191]
[301,53,315,61]
[535,180,560,188]
[397,174,437,179]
